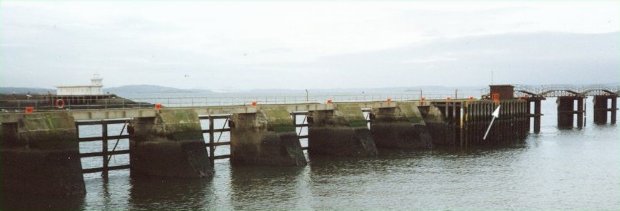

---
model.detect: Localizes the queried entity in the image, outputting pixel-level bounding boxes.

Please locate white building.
[56,74,104,96]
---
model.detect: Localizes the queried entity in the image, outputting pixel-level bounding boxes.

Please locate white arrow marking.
[483,105,501,140]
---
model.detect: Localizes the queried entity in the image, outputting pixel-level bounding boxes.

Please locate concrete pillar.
[370,102,432,149]
[557,96,575,129]
[611,95,617,124]
[0,112,85,196]
[593,95,608,124]
[533,99,542,133]
[129,109,212,178]
[308,103,378,157]
[229,106,306,166]
[419,105,456,146]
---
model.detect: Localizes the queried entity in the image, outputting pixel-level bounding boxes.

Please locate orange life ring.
[55,99,65,109]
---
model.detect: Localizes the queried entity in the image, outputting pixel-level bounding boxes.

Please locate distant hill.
[0,85,215,96]
[104,85,213,95]
[0,87,54,94]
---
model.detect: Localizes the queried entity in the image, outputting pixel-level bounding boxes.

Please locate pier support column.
[419,104,456,146]
[0,112,85,196]
[533,99,542,133]
[129,109,212,178]
[593,95,608,124]
[308,103,378,157]
[370,102,432,149]
[557,96,575,129]
[611,95,617,124]
[229,106,306,166]
[525,100,531,132]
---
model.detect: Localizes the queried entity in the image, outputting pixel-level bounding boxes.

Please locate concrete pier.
[459,99,529,146]
[307,103,378,156]
[418,104,455,146]
[0,112,85,196]
[129,109,212,178]
[370,102,432,149]
[593,95,618,125]
[613,96,617,124]
[229,106,306,166]
[557,96,581,129]
[593,95,608,124]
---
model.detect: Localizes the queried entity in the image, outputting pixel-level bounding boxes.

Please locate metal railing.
[1,90,486,111]
[0,98,152,111]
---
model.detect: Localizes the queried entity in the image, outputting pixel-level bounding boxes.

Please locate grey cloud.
[297,32,620,87]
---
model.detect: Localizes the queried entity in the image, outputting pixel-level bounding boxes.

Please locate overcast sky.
[1,1,619,90]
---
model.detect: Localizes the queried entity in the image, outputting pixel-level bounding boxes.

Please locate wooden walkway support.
[200,114,232,164]
[76,119,131,177]
[77,115,234,177]
[433,99,529,147]
[199,112,319,164]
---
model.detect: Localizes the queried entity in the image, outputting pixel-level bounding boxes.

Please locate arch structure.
[513,85,619,98]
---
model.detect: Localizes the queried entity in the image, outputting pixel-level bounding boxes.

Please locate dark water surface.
[2,98,619,210]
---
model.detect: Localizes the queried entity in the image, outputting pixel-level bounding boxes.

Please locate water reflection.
[128,177,215,210]
[0,192,85,210]
[229,165,307,210]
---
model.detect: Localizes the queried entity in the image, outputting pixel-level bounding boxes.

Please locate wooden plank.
[78,135,129,142]
[80,150,130,158]
[207,141,230,147]
[213,155,231,159]
[102,121,108,178]
[201,128,230,133]
[199,114,231,119]
[82,164,131,174]
[209,117,215,164]
[76,119,130,125]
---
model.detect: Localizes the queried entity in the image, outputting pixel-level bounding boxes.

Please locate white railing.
[1,89,481,111]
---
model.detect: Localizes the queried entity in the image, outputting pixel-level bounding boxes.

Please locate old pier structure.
[1,84,618,196]
[513,85,619,129]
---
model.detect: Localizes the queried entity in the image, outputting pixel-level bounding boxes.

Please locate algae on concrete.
[260,106,296,133]
[229,106,306,166]
[1,112,86,196]
[397,102,426,124]
[129,109,212,178]
[334,103,368,128]
[17,112,78,150]
[307,103,378,157]
[370,102,432,149]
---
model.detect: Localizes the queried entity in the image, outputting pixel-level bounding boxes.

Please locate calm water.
[2,98,619,210]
